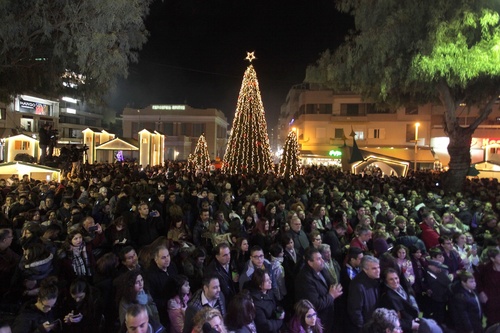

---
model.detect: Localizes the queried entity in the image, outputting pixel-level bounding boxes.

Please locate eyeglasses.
[252,255,264,259]
[314,238,322,241]
[306,312,317,319]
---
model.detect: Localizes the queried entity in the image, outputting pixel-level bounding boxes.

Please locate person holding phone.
[12,276,61,333]
[61,278,100,333]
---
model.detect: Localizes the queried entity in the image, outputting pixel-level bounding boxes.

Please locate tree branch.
[469,87,500,130]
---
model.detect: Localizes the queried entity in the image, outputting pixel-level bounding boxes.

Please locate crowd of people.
[0,162,499,333]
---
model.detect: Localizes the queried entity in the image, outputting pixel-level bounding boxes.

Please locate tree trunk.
[443,124,473,193]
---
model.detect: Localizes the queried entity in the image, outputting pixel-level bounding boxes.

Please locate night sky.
[105,0,353,127]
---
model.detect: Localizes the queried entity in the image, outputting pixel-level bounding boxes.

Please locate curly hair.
[118,270,148,304]
[365,308,400,333]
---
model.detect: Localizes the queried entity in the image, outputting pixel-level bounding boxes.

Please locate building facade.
[0,94,103,143]
[122,104,228,161]
[278,83,500,174]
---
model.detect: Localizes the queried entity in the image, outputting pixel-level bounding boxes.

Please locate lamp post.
[414,122,420,171]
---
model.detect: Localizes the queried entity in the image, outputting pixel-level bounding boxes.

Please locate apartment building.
[122,104,228,161]
[278,83,500,174]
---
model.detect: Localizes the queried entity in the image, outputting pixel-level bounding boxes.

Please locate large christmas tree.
[222,52,273,175]
[279,130,300,178]
[188,133,211,172]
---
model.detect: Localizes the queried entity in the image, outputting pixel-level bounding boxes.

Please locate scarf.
[136,290,148,305]
[271,256,284,264]
[70,244,90,276]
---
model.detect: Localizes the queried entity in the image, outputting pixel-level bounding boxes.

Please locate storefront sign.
[329,150,342,157]
[152,105,185,110]
[19,99,50,115]
[471,137,500,149]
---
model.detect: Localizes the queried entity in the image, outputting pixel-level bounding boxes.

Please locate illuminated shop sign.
[329,150,342,157]
[19,99,50,115]
[471,137,500,149]
[151,105,185,110]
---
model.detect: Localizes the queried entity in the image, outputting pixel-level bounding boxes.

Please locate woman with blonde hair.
[191,307,227,333]
[288,299,323,333]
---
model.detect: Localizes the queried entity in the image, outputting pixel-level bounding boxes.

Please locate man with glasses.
[438,236,464,279]
[239,245,274,291]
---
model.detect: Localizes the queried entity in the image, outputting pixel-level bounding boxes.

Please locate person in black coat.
[131,203,164,250]
[347,255,381,333]
[60,278,101,333]
[449,271,483,333]
[323,222,348,264]
[250,269,283,333]
[205,243,238,304]
[145,246,178,327]
[378,268,420,333]
[12,277,60,333]
[38,123,51,164]
[294,247,343,333]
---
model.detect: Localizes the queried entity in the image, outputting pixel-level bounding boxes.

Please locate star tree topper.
[245,51,256,63]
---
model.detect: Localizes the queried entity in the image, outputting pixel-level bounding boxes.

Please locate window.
[367,105,391,114]
[60,116,80,124]
[193,123,205,137]
[302,104,332,114]
[406,124,417,142]
[14,140,30,150]
[334,128,344,139]
[341,104,359,116]
[405,106,419,115]
[354,130,364,140]
[217,125,226,138]
[84,119,97,127]
[132,122,139,134]
[69,129,78,138]
[164,123,173,136]
[180,123,188,136]
[368,128,385,139]
[340,104,368,116]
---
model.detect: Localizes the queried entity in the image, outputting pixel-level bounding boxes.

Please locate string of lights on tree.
[222,52,273,175]
[279,130,300,178]
[187,133,211,172]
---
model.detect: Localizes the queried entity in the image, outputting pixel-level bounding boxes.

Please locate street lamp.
[414,122,420,171]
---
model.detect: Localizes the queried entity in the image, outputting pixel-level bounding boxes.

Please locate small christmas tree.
[188,134,211,172]
[222,52,273,175]
[279,130,300,178]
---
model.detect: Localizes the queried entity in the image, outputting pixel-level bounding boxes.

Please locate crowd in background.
[0,162,499,333]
